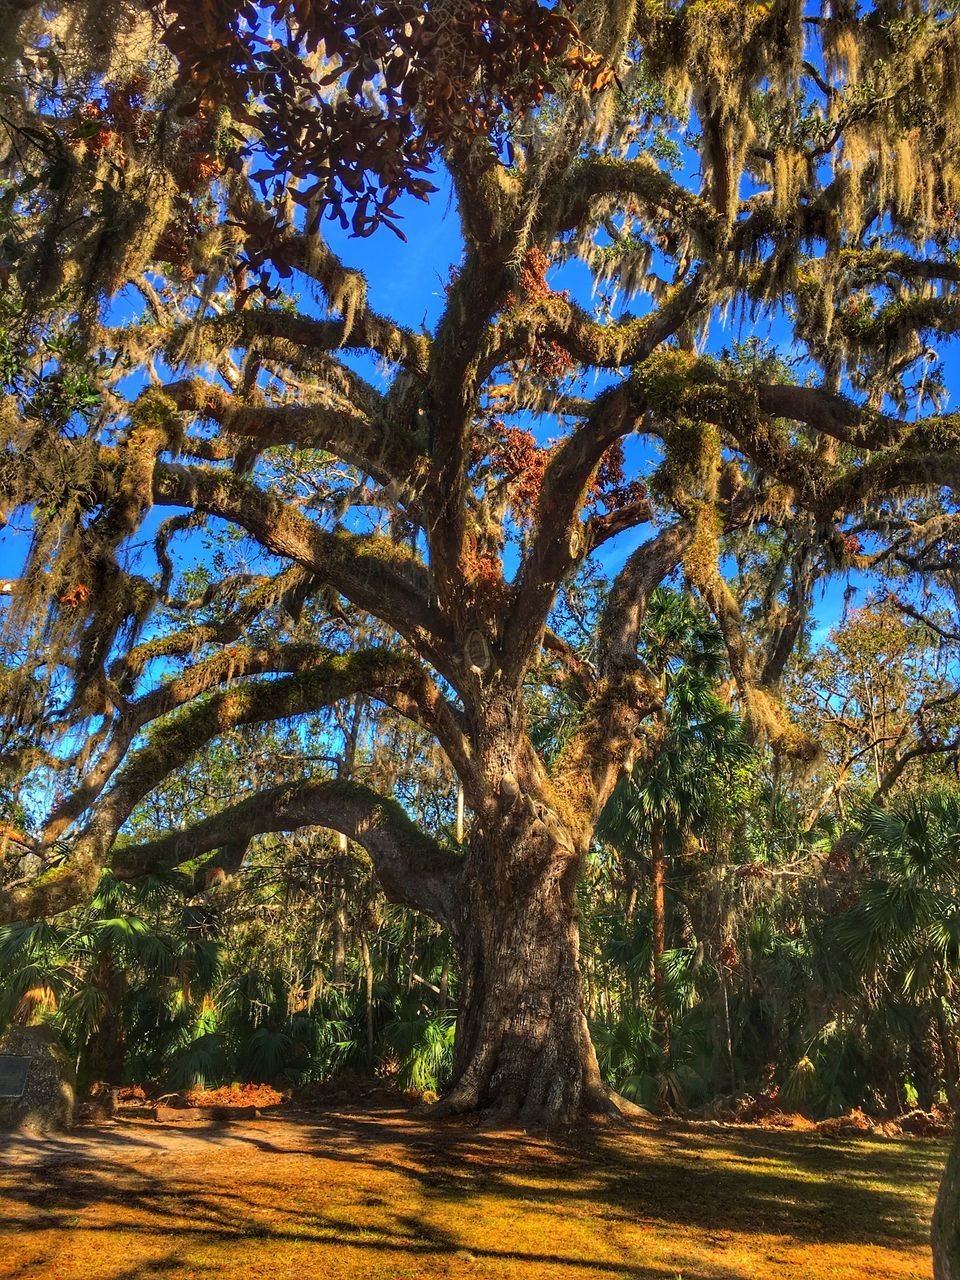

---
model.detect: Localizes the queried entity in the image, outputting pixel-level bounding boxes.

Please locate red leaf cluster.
[499,426,551,522]
[841,532,862,557]
[479,418,551,526]
[462,537,510,610]
[507,247,574,381]
[585,440,647,513]
[58,584,91,608]
[517,246,556,303]
[154,0,609,239]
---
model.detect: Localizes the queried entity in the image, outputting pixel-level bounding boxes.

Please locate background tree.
[793,600,960,823]
[598,587,750,1054]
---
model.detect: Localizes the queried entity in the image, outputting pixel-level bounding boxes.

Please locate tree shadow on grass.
[0,1159,731,1280]
[214,1100,943,1247]
[0,1101,945,1279]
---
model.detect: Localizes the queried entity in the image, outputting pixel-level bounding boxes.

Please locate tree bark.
[936,997,959,1104]
[331,887,348,986]
[436,821,611,1126]
[934,1127,960,1280]
[84,951,127,1086]
[359,932,375,1071]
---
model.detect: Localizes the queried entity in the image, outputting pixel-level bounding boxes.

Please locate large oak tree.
[2,0,960,1182]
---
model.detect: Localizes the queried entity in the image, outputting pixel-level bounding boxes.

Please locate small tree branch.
[152,460,454,672]
[549,523,692,831]
[164,377,421,491]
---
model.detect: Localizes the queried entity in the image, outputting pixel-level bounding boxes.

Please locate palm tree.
[833,789,960,1280]
[835,789,960,1101]
[597,589,752,1053]
[0,871,219,1087]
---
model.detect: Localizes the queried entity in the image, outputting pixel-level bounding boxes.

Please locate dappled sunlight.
[0,1103,944,1280]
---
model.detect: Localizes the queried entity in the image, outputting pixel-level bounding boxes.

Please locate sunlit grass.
[0,1105,945,1280]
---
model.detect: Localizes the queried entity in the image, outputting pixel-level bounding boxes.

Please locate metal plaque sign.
[0,1055,30,1099]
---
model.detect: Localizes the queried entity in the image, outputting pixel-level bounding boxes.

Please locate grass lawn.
[0,1098,945,1280]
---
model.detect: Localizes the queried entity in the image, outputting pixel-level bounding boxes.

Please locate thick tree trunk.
[437,824,611,1126]
[428,690,633,1127]
[933,1127,960,1280]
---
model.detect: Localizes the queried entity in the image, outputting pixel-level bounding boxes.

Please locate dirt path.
[0,1116,275,1165]
[0,1100,945,1279]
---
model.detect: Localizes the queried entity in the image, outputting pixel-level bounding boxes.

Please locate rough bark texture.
[429,689,616,1126]
[84,952,127,1086]
[439,830,597,1124]
[933,1128,960,1280]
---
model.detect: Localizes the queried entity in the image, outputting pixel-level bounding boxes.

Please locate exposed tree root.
[424,1073,648,1131]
